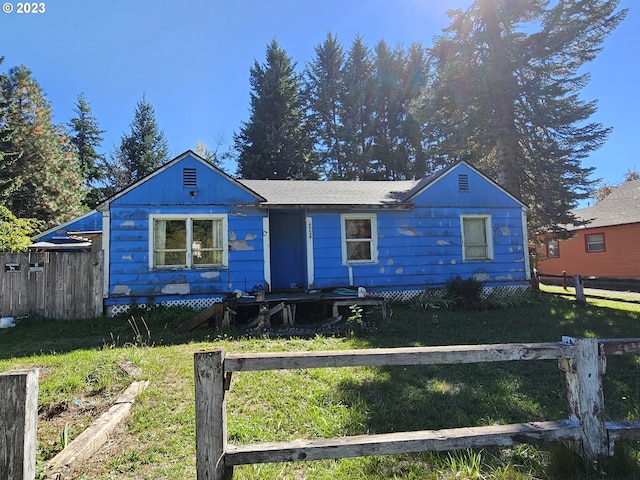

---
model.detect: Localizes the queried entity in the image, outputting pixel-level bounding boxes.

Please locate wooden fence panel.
[0,369,38,480]
[0,252,103,319]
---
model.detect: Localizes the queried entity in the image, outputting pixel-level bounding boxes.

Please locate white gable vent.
[458,174,469,192]
[183,168,197,188]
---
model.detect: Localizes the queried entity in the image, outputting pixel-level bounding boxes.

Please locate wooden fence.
[537,273,640,305]
[194,337,640,480]
[0,370,38,480]
[0,252,103,319]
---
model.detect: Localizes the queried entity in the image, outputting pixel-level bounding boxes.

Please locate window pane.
[463,217,488,260]
[345,219,371,240]
[192,219,223,265]
[164,220,186,249]
[587,234,605,252]
[193,219,222,248]
[347,240,371,261]
[548,239,559,258]
[164,251,186,265]
[155,219,186,266]
[194,250,223,265]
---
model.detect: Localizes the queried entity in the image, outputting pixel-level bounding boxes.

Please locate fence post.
[0,369,39,480]
[559,337,608,460]
[573,275,586,305]
[194,349,233,480]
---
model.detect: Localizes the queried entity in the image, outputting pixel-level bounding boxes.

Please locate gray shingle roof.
[241,179,420,207]
[572,179,640,229]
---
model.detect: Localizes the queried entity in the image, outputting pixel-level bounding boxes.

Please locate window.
[342,214,377,264]
[461,215,493,261]
[586,233,605,253]
[547,239,560,258]
[150,215,227,268]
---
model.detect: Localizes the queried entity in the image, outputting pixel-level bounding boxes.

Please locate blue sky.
[1,0,637,192]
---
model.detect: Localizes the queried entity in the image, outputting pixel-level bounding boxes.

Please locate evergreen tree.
[423,0,626,235]
[235,39,317,179]
[68,93,106,207]
[0,64,85,227]
[369,41,427,180]
[304,33,346,178]
[340,36,374,179]
[106,95,170,194]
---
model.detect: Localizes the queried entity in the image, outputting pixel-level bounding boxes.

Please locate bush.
[444,276,485,311]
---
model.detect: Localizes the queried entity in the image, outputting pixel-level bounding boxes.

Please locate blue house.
[34,151,531,316]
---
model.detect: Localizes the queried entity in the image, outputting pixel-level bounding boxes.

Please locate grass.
[1,294,640,479]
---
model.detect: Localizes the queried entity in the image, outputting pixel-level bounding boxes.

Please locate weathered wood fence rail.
[0,252,103,319]
[537,273,640,304]
[194,337,640,480]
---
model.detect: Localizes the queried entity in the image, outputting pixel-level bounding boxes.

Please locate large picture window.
[150,215,227,268]
[342,214,377,264]
[461,215,493,261]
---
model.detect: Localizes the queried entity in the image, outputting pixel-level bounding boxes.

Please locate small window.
[150,215,227,268]
[461,215,493,261]
[547,239,559,258]
[586,233,605,253]
[342,214,377,264]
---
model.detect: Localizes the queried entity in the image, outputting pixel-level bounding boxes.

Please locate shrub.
[444,276,485,311]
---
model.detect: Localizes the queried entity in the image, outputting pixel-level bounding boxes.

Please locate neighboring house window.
[150,215,228,268]
[461,215,493,261]
[547,239,560,258]
[342,214,377,263]
[586,233,605,253]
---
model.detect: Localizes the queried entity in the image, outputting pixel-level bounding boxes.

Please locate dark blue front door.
[269,211,306,290]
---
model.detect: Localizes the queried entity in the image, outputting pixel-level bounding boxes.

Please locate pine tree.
[68,93,106,207]
[304,33,346,178]
[0,64,85,227]
[368,41,427,180]
[235,39,317,179]
[423,0,626,235]
[340,36,374,180]
[106,95,170,194]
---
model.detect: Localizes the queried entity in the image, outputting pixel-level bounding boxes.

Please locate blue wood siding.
[102,157,528,306]
[310,169,527,293]
[410,163,523,209]
[36,210,103,241]
[105,154,266,306]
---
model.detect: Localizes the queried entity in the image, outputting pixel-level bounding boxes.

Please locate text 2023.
[17,2,45,13]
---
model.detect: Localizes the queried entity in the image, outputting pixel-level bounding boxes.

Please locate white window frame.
[461,214,494,261]
[586,233,605,253]
[341,213,378,264]
[149,214,228,269]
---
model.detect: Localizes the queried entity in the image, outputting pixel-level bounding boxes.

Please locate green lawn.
[1,293,640,479]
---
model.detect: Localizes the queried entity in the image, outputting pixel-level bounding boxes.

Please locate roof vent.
[458,174,469,192]
[183,168,197,188]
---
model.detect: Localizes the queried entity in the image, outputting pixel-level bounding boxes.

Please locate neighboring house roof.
[571,179,640,229]
[241,179,419,208]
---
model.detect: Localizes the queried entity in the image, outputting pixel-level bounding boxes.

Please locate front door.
[269,210,306,290]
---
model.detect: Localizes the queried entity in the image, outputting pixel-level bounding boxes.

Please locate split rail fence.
[536,273,640,305]
[195,337,640,480]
